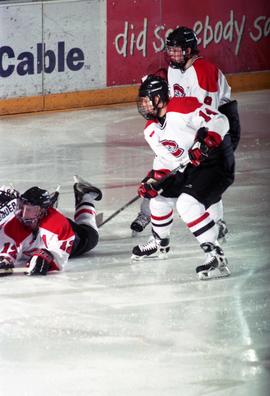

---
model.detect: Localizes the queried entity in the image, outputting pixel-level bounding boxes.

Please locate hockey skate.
[196,242,231,280]
[73,175,102,206]
[0,259,14,277]
[217,219,229,243]
[130,212,151,235]
[131,232,170,260]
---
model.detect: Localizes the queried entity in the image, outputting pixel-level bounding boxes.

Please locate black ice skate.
[0,259,14,277]
[196,242,231,280]
[130,212,151,234]
[73,175,102,207]
[131,233,170,260]
[217,219,229,243]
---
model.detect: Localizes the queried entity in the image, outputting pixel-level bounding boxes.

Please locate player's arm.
[188,105,230,166]
[144,126,180,170]
[0,234,17,276]
[25,215,75,276]
[218,69,231,105]
[26,233,74,276]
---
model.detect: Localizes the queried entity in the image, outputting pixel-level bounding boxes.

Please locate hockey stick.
[98,157,190,228]
[98,195,140,228]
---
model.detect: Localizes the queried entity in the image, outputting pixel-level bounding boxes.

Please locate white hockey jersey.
[0,185,18,227]
[0,197,17,227]
[167,57,231,108]
[0,207,75,271]
[145,97,229,171]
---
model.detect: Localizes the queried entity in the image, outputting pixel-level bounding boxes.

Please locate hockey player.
[131,75,235,280]
[0,177,102,277]
[130,26,240,236]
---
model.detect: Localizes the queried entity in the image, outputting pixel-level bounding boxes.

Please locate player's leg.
[207,199,229,243]
[69,176,102,257]
[178,163,234,280]
[131,195,175,260]
[176,193,230,280]
[130,157,171,234]
[130,197,151,234]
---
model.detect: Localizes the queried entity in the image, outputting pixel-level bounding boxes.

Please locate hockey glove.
[145,169,171,182]
[189,127,222,166]
[138,169,171,198]
[0,256,14,277]
[25,249,54,276]
[138,182,159,199]
[188,140,208,166]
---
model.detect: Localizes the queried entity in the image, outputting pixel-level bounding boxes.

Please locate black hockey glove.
[189,127,222,166]
[0,256,14,277]
[188,140,208,166]
[25,249,54,276]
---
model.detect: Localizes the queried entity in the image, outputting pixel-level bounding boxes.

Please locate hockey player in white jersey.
[131,75,235,280]
[166,27,231,108]
[131,26,240,236]
[0,177,102,277]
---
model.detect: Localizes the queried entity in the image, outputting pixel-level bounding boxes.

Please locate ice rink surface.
[0,90,269,396]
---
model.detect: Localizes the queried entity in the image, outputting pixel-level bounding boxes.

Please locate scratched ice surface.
[0,90,269,396]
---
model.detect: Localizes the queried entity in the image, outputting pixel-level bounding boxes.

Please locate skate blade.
[0,269,14,277]
[130,252,169,261]
[131,254,158,261]
[73,175,85,184]
[96,212,104,227]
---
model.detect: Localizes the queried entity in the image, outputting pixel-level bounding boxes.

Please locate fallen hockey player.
[0,176,102,276]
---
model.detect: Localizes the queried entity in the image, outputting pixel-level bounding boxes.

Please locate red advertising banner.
[107,0,270,86]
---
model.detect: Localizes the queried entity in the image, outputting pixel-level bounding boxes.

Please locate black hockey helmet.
[20,187,52,208]
[17,187,57,229]
[166,26,198,51]
[166,27,198,69]
[137,75,169,120]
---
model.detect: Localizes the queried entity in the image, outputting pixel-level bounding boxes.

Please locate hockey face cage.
[137,75,169,120]
[16,200,46,229]
[16,186,58,229]
[137,96,157,120]
[166,27,198,69]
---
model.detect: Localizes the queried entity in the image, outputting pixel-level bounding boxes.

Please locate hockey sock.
[140,197,151,217]
[207,199,224,223]
[74,199,98,231]
[150,196,176,239]
[176,193,218,244]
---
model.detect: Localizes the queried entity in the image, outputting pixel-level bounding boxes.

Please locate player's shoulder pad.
[167,97,202,114]
[145,119,156,129]
[4,216,31,244]
[40,208,74,240]
[192,58,219,92]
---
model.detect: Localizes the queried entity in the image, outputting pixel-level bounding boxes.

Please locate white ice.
[0,90,269,396]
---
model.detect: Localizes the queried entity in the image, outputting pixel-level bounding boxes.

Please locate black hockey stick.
[98,158,190,228]
[98,195,140,228]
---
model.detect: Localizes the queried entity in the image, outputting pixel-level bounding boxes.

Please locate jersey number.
[199,107,218,122]
[0,242,17,258]
[204,96,212,106]
[60,240,73,254]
